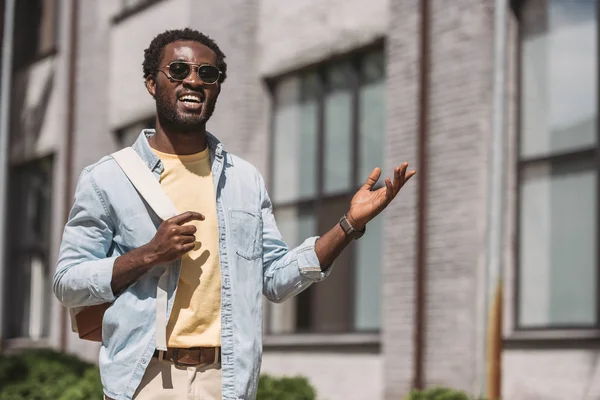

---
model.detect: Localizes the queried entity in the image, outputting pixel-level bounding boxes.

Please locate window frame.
[111,0,166,24]
[264,41,385,338]
[3,155,54,340]
[115,116,156,147]
[11,0,60,71]
[513,0,600,333]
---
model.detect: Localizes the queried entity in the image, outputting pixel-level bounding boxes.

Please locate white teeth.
[180,95,201,102]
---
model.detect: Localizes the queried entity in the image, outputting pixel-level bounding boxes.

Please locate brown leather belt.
[154,347,221,367]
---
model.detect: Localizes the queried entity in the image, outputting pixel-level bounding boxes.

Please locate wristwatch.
[339,214,366,240]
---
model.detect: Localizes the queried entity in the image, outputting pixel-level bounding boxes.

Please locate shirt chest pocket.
[230,210,263,260]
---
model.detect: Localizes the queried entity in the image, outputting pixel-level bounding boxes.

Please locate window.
[12,0,58,69]
[3,156,53,339]
[267,48,385,334]
[517,0,598,328]
[115,117,156,147]
[112,0,165,24]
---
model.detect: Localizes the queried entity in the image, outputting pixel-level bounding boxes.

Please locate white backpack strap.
[111,148,178,220]
[111,147,177,351]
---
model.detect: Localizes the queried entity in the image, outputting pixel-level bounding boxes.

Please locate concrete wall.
[257,0,389,76]
[504,349,600,400]
[262,352,383,400]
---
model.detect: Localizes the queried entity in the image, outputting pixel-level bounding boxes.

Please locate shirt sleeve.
[259,173,332,303]
[53,168,117,308]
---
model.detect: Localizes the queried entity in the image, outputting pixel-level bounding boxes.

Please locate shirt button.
[141,359,147,364]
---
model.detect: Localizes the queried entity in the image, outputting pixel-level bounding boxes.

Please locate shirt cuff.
[91,256,117,303]
[296,236,332,282]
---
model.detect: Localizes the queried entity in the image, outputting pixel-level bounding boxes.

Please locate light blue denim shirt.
[53,130,330,400]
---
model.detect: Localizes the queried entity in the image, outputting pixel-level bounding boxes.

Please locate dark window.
[516,0,598,329]
[267,48,385,334]
[12,0,58,69]
[112,0,165,24]
[115,117,156,147]
[4,156,53,339]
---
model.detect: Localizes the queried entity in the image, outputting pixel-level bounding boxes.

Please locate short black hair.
[143,28,227,83]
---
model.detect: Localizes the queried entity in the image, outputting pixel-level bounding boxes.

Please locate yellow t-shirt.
[152,146,221,347]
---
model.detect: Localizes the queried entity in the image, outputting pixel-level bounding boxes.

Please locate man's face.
[147,40,221,131]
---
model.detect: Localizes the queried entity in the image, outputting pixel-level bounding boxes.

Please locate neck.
[149,117,208,155]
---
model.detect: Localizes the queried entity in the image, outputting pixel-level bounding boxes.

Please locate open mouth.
[178,91,205,108]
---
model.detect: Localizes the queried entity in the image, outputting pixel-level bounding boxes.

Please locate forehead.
[160,40,217,65]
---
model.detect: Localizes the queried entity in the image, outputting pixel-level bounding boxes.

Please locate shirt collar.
[131,129,226,172]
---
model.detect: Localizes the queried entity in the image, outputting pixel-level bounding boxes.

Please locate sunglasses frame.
[159,61,222,84]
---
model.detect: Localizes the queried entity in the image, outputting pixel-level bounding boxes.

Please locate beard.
[155,83,216,133]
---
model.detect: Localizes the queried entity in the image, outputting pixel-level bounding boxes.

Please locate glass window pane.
[518,159,596,327]
[269,206,316,334]
[304,196,353,333]
[359,52,385,184]
[354,215,382,331]
[5,157,53,339]
[520,0,597,158]
[116,118,155,147]
[272,75,318,203]
[324,63,353,195]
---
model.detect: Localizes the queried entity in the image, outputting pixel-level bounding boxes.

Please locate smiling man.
[53,28,415,400]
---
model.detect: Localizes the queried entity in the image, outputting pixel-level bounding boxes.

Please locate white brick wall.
[385,0,493,397]
[384,0,420,397]
[423,0,493,392]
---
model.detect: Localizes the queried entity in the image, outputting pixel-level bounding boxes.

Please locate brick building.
[0,0,597,399]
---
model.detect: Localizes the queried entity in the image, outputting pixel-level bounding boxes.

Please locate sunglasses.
[159,62,222,84]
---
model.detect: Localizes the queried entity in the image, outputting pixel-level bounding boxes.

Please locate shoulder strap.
[110,146,175,351]
[111,147,178,220]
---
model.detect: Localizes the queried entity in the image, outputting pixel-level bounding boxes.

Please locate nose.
[182,66,203,88]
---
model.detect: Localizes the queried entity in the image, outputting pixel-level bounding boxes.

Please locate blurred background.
[0,0,597,399]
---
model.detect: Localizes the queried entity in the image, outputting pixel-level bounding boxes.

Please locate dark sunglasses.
[159,62,222,84]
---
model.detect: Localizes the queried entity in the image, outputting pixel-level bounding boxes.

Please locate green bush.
[257,374,317,400]
[0,349,103,400]
[404,387,487,400]
[0,348,318,400]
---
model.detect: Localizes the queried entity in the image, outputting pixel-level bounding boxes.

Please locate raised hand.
[347,162,416,230]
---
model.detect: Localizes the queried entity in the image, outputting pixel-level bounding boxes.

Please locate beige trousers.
[105,358,222,400]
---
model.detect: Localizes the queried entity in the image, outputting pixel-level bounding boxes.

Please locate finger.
[170,211,205,225]
[361,168,382,190]
[393,164,406,193]
[405,170,417,182]
[179,242,196,253]
[385,177,393,199]
[179,224,198,236]
[179,234,196,245]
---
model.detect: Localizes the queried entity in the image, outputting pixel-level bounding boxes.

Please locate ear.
[145,76,156,98]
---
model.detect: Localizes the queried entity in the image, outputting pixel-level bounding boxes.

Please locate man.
[53,28,415,400]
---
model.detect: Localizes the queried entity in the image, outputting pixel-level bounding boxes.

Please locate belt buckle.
[173,348,203,367]
[172,348,187,367]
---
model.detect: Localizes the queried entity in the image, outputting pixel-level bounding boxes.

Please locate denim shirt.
[53,130,330,400]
